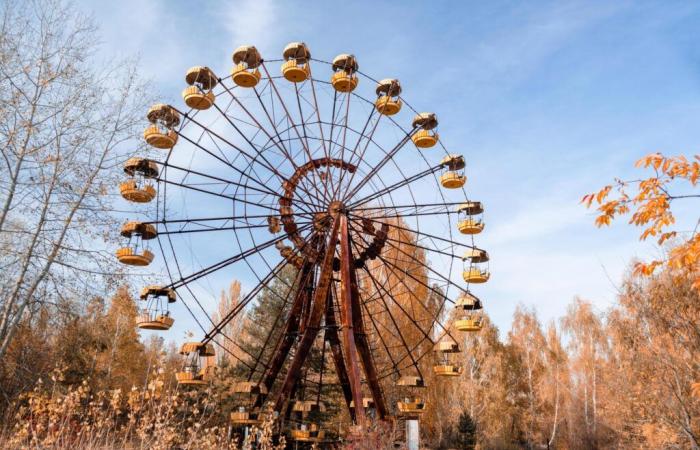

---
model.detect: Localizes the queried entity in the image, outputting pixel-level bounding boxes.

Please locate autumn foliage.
[583,153,700,288]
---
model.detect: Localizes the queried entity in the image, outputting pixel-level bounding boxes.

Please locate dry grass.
[0,367,289,450]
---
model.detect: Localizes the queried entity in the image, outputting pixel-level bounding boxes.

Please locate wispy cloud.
[219,0,283,57]
[487,201,584,246]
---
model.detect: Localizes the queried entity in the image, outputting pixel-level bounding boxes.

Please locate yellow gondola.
[230,382,267,426]
[143,104,180,149]
[396,375,425,387]
[456,201,484,234]
[455,291,483,310]
[230,407,262,426]
[435,339,460,353]
[231,45,262,87]
[433,364,463,376]
[439,154,466,188]
[397,398,427,417]
[292,400,326,413]
[349,397,375,409]
[462,249,490,283]
[232,381,268,395]
[411,113,439,148]
[120,158,158,203]
[176,342,215,386]
[433,338,462,377]
[455,291,484,332]
[136,286,175,330]
[281,42,311,83]
[331,54,359,92]
[374,78,402,115]
[455,315,483,332]
[116,222,157,266]
[182,66,217,110]
[290,423,325,442]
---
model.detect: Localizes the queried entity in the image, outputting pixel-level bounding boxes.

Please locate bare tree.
[0,0,151,358]
[212,280,247,365]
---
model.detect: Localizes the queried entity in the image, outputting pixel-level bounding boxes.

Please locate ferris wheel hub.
[327,200,344,216]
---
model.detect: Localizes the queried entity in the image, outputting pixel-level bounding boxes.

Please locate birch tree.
[0,0,150,359]
[508,306,547,449]
[561,298,607,446]
[211,280,247,365]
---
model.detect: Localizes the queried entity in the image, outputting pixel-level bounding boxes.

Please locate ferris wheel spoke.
[178,284,260,365]
[155,175,282,212]
[324,90,340,198]
[208,89,327,207]
[260,63,330,205]
[202,257,292,346]
[340,128,418,203]
[292,84,313,161]
[175,108,327,207]
[178,294,254,366]
[330,86,354,201]
[354,247,416,359]
[151,159,313,211]
[354,209,457,220]
[380,237,467,295]
[208,100,294,180]
[167,124,283,199]
[381,322,455,381]
[154,254,256,370]
[307,72,333,196]
[350,223,459,344]
[248,258,317,384]
[352,201,466,212]
[350,213,477,250]
[372,251,459,341]
[380,233,462,260]
[294,82,335,205]
[318,89,338,202]
[335,109,380,201]
[377,341,431,380]
[158,152,314,216]
[238,89,331,212]
[346,164,444,209]
[350,236,430,351]
[145,212,316,227]
[360,301,402,375]
[166,223,311,291]
[359,260,436,347]
[220,79,302,172]
[155,219,313,236]
[360,264,426,378]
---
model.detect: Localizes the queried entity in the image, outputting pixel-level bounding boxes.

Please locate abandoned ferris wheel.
[116,42,490,444]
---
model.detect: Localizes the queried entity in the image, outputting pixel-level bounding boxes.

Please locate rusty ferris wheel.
[116,42,491,443]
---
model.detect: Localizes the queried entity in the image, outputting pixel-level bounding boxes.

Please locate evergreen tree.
[456,410,477,450]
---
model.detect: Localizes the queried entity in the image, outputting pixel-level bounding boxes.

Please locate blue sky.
[80,0,700,341]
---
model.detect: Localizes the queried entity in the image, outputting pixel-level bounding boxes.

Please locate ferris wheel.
[116,42,490,441]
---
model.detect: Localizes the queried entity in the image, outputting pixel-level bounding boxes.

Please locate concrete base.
[406,419,419,450]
